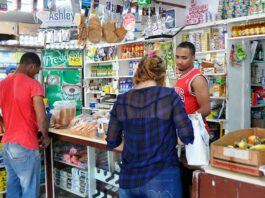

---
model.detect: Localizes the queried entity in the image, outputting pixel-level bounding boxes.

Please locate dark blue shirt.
[106,86,194,189]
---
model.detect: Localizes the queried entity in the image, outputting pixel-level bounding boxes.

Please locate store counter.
[45,128,123,198]
[48,128,123,152]
[192,166,265,198]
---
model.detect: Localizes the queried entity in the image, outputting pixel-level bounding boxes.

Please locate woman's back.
[107,86,193,188]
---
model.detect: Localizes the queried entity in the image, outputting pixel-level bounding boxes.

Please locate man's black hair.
[20,52,41,68]
[177,42,196,56]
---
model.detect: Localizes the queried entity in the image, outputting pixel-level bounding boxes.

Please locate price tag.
[69,56,82,66]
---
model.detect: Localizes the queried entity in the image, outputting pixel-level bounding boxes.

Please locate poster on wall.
[43,69,82,113]
[42,50,83,67]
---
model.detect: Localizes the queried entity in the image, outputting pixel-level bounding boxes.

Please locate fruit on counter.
[247,135,260,145]
[229,135,265,150]
[249,144,265,151]
[237,138,248,150]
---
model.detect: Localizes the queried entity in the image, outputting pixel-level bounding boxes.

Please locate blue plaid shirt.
[106,86,194,189]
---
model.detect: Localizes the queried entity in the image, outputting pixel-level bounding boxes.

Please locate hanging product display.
[87,15,102,43]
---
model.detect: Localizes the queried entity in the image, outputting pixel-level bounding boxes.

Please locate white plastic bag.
[185,113,210,166]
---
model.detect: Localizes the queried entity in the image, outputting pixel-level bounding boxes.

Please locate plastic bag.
[69,114,97,137]
[185,113,210,166]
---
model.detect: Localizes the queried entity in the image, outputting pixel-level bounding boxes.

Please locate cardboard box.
[0,22,17,35]
[211,128,265,176]
[18,23,40,36]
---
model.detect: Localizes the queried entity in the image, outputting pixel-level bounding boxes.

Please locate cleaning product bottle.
[43,98,52,123]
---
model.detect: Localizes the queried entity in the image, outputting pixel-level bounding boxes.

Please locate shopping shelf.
[55,184,86,198]
[54,159,87,170]
[251,104,265,108]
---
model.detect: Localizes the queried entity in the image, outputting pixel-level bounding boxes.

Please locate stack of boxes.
[54,167,88,196]
[181,27,225,52]
[216,0,265,20]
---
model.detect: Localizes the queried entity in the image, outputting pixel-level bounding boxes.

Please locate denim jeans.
[3,143,41,198]
[119,166,182,198]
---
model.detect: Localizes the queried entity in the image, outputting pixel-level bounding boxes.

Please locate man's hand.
[39,135,50,149]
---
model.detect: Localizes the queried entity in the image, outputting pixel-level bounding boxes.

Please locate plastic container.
[53,100,77,127]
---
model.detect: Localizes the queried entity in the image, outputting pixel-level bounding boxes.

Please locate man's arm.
[191,75,211,118]
[33,96,50,148]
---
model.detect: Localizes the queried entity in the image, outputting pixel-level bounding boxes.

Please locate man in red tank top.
[175,42,211,130]
[175,41,211,198]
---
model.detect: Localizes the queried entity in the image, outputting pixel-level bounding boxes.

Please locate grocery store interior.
[0,0,265,198]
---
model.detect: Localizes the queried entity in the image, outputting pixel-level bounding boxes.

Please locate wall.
[0,11,40,23]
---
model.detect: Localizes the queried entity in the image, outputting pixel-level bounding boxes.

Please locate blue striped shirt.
[106,86,194,189]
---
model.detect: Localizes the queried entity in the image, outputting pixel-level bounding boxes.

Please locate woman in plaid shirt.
[107,51,194,198]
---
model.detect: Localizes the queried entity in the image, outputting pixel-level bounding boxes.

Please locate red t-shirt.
[175,69,210,133]
[0,73,44,149]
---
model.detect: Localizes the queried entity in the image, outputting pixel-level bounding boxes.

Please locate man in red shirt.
[175,42,211,198]
[0,52,50,198]
[175,41,211,126]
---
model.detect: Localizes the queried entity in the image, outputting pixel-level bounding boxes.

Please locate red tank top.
[175,69,210,133]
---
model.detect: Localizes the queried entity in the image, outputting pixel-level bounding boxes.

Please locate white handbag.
[185,113,210,166]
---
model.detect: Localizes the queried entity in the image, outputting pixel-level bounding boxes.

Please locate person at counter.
[0,52,50,198]
[106,51,194,198]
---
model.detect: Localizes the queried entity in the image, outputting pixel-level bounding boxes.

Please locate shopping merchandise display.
[1,0,265,198]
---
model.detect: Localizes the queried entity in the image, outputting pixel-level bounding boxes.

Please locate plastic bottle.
[259,44,264,61]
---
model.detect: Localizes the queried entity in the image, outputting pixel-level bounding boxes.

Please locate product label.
[37,8,75,28]
[68,51,82,66]
[42,50,82,67]
[223,147,249,160]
